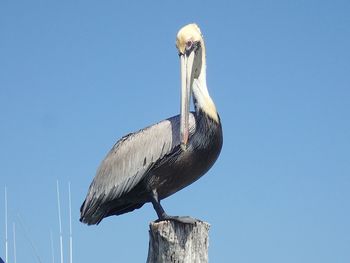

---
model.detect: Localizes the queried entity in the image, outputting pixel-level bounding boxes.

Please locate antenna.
[5,186,8,263]
[68,182,73,263]
[56,180,64,263]
[13,222,17,263]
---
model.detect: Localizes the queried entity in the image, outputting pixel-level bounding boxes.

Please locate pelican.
[80,23,223,225]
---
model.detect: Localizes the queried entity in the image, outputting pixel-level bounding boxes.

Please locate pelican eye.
[185,40,193,51]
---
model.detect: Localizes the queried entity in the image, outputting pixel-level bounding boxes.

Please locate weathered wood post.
[146,220,210,263]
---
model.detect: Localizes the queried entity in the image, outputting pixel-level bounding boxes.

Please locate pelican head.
[176,23,217,149]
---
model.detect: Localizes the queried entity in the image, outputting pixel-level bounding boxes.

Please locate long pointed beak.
[180,51,195,150]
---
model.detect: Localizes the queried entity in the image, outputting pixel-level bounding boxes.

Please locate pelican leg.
[150,189,167,219]
[150,189,198,224]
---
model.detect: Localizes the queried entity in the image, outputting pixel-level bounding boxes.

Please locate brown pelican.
[80,23,223,225]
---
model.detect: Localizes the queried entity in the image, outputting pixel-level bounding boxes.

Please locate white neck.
[192,44,219,123]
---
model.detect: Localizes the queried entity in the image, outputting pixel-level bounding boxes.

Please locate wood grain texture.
[147,220,210,263]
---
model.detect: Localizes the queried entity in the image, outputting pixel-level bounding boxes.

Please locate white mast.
[56,180,64,263]
[5,186,8,263]
[68,182,73,263]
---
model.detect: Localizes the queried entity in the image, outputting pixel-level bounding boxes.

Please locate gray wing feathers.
[95,120,175,199]
[81,114,196,223]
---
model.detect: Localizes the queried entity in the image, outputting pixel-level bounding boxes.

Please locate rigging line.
[17,214,43,263]
[50,230,55,263]
[13,222,17,263]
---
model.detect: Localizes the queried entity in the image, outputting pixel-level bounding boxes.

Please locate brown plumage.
[80,23,223,225]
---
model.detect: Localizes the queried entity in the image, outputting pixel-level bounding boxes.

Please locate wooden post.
[146,220,210,263]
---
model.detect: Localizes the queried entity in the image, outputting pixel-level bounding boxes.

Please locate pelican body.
[80,24,223,225]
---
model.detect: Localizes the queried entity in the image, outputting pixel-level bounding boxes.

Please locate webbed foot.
[156,215,200,224]
[150,189,200,225]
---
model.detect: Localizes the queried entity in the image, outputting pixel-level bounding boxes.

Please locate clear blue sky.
[1,0,349,262]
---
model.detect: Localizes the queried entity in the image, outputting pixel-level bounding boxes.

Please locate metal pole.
[68,182,72,263]
[5,186,8,263]
[56,181,64,263]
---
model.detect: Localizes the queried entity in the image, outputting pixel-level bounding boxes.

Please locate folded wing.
[80,114,196,224]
